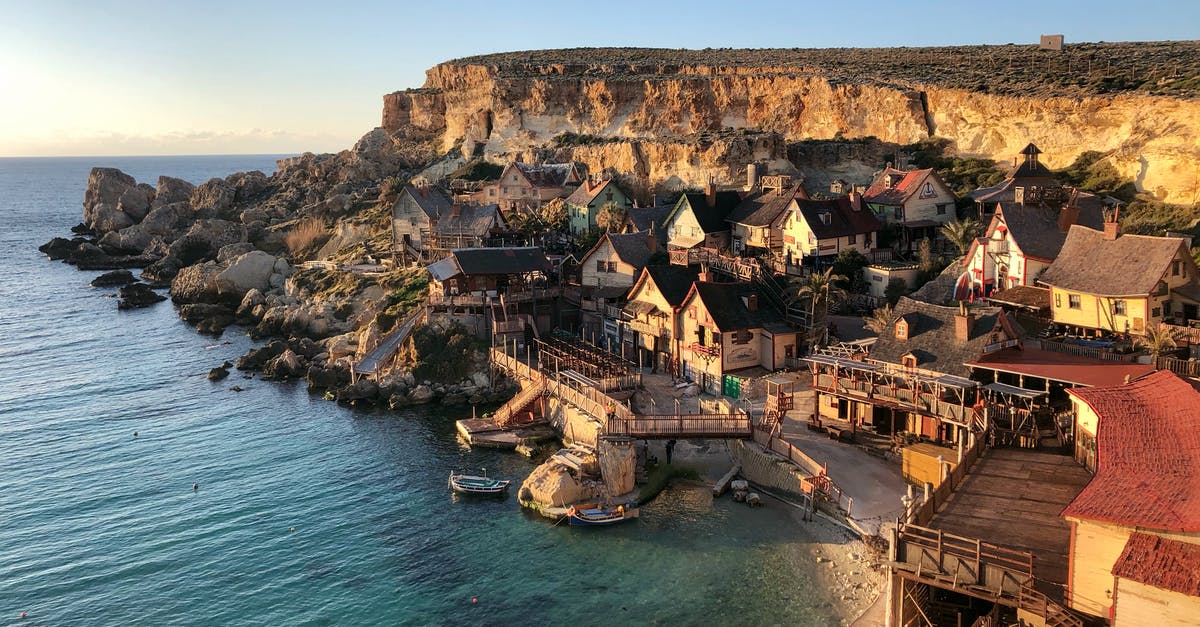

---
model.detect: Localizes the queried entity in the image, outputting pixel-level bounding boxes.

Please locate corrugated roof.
[1038,226,1188,296]
[514,162,578,188]
[1062,370,1200,531]
[434,204,504,237]
[966,346,1154,387]
[869,297,1014,378]
[427,247,551,280]
[1112,532,1200,597]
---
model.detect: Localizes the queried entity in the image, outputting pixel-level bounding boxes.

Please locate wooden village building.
[862,166,956,248]
[392,183,455,261]
[1061,370,1200,624]
[724,175,806,257]
[621,264,700,373]
[576,231,657,349]
[662,183,744,252]
[969,143,1066,220]
[1038,221,1200,335]
[423,203,507,257]
[780,193,883,267]
[476,161,582,214]
[425,247,557,341]
[564,177,634,236]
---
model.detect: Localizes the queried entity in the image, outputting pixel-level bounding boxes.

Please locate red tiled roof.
[1062,370,1200,532]
[966,346,1155,387]
[862,167,934,205]
[1112,532,1200,597]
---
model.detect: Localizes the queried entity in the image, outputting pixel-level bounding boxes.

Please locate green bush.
[410,323,479,382]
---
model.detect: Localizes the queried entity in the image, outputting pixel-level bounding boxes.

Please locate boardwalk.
[352,306,428,380]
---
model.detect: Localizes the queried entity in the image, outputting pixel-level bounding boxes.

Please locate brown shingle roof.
[402,184,455,219]
[688,281,782,332]
[427,247,552,281]
[565,178,627,206]
[433,204,504,237]
[514,162,578,188]
[1063,370,1200,532]
[1112,532,1200,597]
[869,297,1014,377]
[1038,226,1188,297]
[793,197,883,240]
[672,191,744,234]
[606,231,655,269]
[995,201,1105,261]
[643,264,700,307]
[625,205,671,233]
[727,186,805,227]
[862,167,936,206]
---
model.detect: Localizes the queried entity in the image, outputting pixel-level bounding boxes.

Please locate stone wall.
[544,396,602,447]
[728,439,810,501]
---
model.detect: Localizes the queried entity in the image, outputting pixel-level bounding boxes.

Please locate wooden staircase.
[492,377,546,429]
[1018,585,1085,627]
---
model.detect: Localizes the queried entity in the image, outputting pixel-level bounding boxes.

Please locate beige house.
[862,166,957,246]
[725,175,805,256]
[1038,220,1200,334]
[780,193,882,263]
[662,184,743,251]
[621,264,700,373]
[1062,370,1200,623]
[579,230,656,291]
[677,281,797,397]
[478,161,581,214]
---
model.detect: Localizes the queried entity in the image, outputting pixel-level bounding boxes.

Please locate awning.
[984,382,1047,400]
[621,300,657,318]
[427,257,461,282]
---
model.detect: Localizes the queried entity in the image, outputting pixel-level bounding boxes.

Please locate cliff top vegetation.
[443,41,1200,98]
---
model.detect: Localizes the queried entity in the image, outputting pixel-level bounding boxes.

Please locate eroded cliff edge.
[384,44,1200,203]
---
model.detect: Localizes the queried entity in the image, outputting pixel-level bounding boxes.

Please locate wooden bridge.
[351,305,428,381]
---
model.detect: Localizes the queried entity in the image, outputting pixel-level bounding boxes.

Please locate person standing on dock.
[665,439,676,465]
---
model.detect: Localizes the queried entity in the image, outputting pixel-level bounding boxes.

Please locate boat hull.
[449,474,510,495]
[566,504,639,526]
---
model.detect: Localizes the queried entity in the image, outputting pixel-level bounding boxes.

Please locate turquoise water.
[0,156,837,626]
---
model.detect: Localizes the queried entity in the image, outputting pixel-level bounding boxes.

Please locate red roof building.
[1111,532,1200,598]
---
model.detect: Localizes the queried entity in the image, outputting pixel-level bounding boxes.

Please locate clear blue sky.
[1,0,1195,156]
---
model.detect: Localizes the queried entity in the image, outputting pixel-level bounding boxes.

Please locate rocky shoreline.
[40,130,515,410]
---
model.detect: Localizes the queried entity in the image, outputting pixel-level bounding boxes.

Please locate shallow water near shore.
[0,156,840,625]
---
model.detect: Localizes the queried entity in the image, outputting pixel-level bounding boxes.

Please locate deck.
[927,448,1093,598]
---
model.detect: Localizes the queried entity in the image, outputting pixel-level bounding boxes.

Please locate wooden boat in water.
[566,502,639,526]
[448,470,510,495]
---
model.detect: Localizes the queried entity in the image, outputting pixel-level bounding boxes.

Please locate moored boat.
[448,470,510,495]
[565,502,639,526]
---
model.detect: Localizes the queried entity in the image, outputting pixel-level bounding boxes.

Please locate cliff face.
[384,58,1200,203]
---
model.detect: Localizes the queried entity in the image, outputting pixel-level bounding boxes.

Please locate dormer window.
[901,353,917,369]
[895,319,909,340]
[820,213,831,225]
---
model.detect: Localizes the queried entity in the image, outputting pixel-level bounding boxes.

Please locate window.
[488,188,496,197]
[606,192,613,201]
[1153,307,1162,318]
[596,260,606,272]
[893,207,904,220]
[1164,300,1172,316]
[607,261,617,272]
[820,213,831,225]
[936,204,947,215]
[1055,293,1061,308]
[1068,294,1081,309]
[732,329,752,345]
[1112,300,1126,315]
[848,234,857,244]
[1173,260,1182,276]
[902,354,917,368]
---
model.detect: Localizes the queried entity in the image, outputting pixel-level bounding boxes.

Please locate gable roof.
[642,264,700,307]
[669,191,744,234]
[726,185,806,227]
[1038,225,1188,297]
[606,231,655,268]
[625,205,672,233]
[400,184,454,219]
[1112,532,1200,597]
[793,197,883,240]
[565,178,627,207]
[508,162,580,189]
[1007,143,1055,179]
[993,201,1105,261]
[869,297,1014,377]
[427,246,551,281]
[684,281,782,332]
[862,167,945,206]
[434,204,504,237]
[1063,370,1200,532]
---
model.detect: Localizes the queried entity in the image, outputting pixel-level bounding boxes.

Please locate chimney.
[955,302,975,342]
[1103,206,1121,240]
[645,228,657,253]
[698,266,711,282]
[1058,203,1080,233]
[705,176,716,208]
[849,191,863,212]
[746,163,759,191]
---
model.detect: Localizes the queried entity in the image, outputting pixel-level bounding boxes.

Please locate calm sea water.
[0,156,837,626]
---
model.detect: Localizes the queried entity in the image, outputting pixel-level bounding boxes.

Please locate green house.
[565,179,633,235]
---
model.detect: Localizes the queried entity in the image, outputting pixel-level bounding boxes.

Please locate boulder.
[168,219,243,265]
[306,364,349,391]
[216,242,256,264]
[98,225,153,254]
[90,203,134,233]
[388,394,410,409]
[117,282,166,309]
[228,171,270,202]
[216,250,276,298]
[518,461,601,510]
[152,176,195,209]
[67,242,155,270]
[190,178,235,213]
[91,269,136,287]
[325,332,357,361]
[117,187,151,222]
[208,366,230,381]
[263,349,305,380]
[170,261,222,304]
[40,237,89,260]
[408,384,435,404]
[236,288,267,321]
[337,379,379,404]
[441,392,467,406]
[141,255,183,285]
[730,479,750,492]
[178,303,234,324]
[237,340,288,371]
[239,207,269,224]
[471,372,490,389]
[83,168,136,225]
[140,201,193,239]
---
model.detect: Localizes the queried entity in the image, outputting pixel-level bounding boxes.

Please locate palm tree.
[787,268,847,347]
[864,303,896,335]
[940,218,984,256]
[595,201,628,232]
[1137,322,1181,363]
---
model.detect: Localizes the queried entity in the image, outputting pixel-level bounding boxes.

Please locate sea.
[0,156,838,626]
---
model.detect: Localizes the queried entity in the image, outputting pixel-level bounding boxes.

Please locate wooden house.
[424,203,507,256]
[862,166,956,246]
[577,231,657,350]
[621,264,700,372]
[960,193,1105,298]
[564,178,634,236]
[662,183,743,251]
[1061,370,1200,623]
[677,280,798,397]
[969,143,1065,219]
[1038,221,1200,334]
[392,183,454,259]
[619,205,671,239]
[426,247,553,302]
[478,161,581,214]
[725,175,806,256]
[780,192,882,264]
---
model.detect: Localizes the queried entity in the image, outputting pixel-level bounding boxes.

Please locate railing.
[1164,322,1200,345]
[607,413,752,438]
[493,378,547,428]
[752,426,853,515]
[907,434,987,525]
[1158,355,1200,377]
[1030,338,1141,362]
[428,287,561,308]
[898,522,1034,582]
[813,376,975,425]
[1018,585,1084,627]
[352,305,429,379]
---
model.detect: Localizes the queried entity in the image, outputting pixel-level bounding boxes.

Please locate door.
[722,375,741,399]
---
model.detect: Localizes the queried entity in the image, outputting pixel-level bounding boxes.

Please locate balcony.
[628,319,670,341]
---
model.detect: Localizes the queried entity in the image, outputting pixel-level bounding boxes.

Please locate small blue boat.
[566,502,639,526]
[448,470,510,495]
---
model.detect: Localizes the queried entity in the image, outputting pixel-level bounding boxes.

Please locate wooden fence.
[907,434,987,526]
[1157,355,1200,378]
[754,426,854,516]
[1029,338,1140,362]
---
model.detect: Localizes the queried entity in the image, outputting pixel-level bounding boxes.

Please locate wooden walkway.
[352,305,428,380]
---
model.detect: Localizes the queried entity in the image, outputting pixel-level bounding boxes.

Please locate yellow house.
[780,193,882,263]
[1039,222,1200,334]
[1062,370,1200,623]
[677,280,798,397]
[621,265,700,373]
[725,175,805,256]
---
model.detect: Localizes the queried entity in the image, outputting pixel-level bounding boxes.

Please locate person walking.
[665,439,676,465]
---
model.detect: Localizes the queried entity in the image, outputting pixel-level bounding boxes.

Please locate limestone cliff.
[383,45,1200,203]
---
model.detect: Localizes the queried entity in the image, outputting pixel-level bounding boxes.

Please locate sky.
[1,0,1196,157]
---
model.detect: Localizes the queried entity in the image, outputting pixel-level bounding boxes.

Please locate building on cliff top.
[1061,370,1200,623]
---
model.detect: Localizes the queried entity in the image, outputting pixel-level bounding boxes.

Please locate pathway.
[352,305,427,380]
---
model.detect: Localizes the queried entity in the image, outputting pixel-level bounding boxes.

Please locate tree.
[787,268,848,347]
[831,248,870,293]
[917,237,938,273]
[940,218,984,256]
[884,277,908,306]
[539,198,567,232]
[864,303,896,335]
[596,201,628,232]
[1136,322,1181,361]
